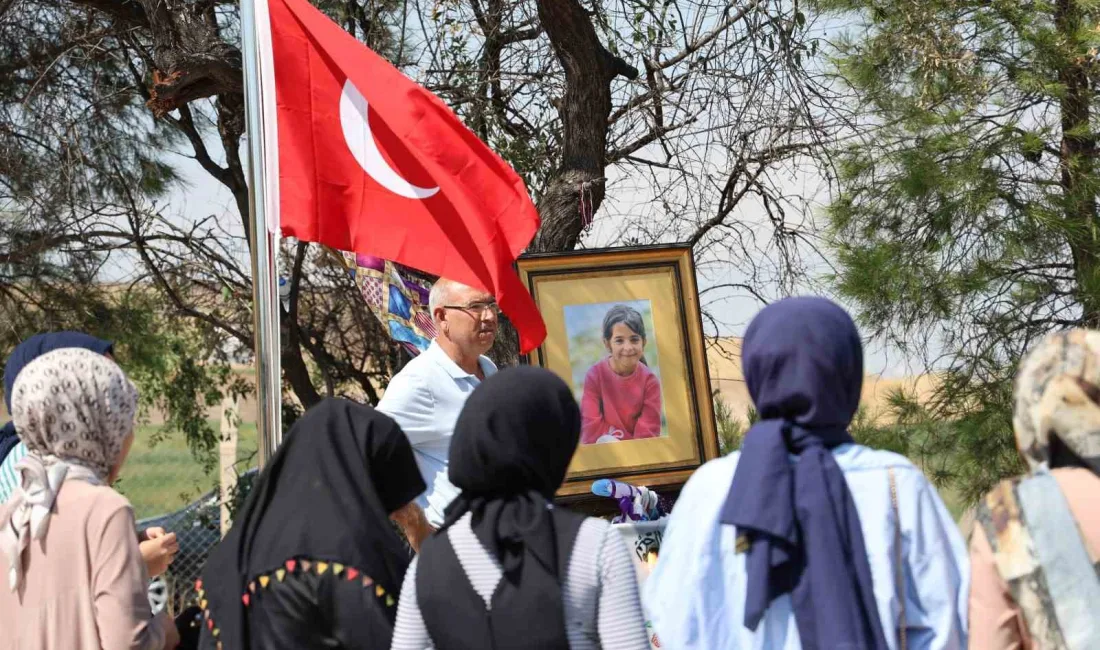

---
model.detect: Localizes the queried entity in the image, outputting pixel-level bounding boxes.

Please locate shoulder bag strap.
[888,468,907,650]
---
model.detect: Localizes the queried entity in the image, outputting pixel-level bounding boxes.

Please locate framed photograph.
[517,244,719,498]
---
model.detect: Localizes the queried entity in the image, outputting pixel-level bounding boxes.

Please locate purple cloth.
[719,297,888,650]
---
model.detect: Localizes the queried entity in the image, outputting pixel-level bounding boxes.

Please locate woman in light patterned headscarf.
[0,348,177,650]
[970,328,1100,650]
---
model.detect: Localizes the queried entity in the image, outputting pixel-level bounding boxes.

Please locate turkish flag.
[267,0,546,352]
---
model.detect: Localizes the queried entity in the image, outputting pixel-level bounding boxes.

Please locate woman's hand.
[140,527,179,578]
[390,501,435,554]
[596,429,625,444]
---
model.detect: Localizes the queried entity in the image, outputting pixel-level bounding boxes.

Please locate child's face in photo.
[605,322,645,374]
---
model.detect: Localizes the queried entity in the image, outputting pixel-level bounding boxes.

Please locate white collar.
[426,340,494,379]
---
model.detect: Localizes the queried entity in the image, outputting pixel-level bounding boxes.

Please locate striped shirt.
[0,441,27,503]
[392,513,651,650]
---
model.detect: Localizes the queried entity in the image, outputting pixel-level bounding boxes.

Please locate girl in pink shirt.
[580,305,663,444]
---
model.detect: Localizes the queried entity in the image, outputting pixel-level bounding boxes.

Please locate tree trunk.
[485,1,639,367]
[73,0,241,115]
[1056,0,1100,326]
[531,0,638,254]
[487,316,522,368]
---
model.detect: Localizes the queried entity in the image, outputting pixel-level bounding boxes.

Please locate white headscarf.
[1013,328,1100,475]
[1,348,138,591]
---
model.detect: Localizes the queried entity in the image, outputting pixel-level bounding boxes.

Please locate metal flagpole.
[240,0,283,466]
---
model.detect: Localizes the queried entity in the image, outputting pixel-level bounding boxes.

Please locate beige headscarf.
[0,348,138,591]
[1013,328,1100,474]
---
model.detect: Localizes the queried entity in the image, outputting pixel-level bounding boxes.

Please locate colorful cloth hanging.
[343,252,436,356]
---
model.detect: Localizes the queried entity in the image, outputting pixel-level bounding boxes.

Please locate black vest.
[415,508,588,650]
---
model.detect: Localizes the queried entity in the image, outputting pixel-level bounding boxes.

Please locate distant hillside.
[707,337,936,424]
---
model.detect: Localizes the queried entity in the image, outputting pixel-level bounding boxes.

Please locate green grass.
[115,420,258,519]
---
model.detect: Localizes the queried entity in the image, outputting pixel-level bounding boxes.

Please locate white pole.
[240,0,283,466]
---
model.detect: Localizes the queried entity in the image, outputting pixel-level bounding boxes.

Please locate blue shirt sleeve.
[376,370,438,446]
[643,459,715,648]
[643,454,780,649]
[0,442,28,503]
[897,469,969,650]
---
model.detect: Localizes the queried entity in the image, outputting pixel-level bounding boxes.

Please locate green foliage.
[713,392,744,455]
[818,0,1100,504]
[0,2,246,471]
[0,286,249,473]
[224,459,259,526]
[714,393,760,456]
[0,0,410,448]
[116,421,258,519]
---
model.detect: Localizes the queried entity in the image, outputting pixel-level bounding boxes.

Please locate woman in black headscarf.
[391,366,650,650]
[197,398,426,650]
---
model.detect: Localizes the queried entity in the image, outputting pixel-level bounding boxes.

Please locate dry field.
[707,338,938,424]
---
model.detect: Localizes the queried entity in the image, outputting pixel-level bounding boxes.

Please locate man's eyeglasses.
[442,302,502,316]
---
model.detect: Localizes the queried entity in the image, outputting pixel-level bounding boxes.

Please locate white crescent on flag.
[339,80,439,200]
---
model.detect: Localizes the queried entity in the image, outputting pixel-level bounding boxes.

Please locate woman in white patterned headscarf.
[0,348,178,650]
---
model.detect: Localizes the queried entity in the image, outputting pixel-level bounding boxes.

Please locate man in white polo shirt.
[378,278,500,528]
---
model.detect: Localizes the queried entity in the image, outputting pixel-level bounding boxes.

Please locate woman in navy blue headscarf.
[644,297,969,650]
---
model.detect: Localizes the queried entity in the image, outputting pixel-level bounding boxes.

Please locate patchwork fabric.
[343,252,436,356]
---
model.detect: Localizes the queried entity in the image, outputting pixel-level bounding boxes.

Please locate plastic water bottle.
[278,276,291,312]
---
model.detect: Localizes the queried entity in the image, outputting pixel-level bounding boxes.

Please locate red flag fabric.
[269,0,546,352]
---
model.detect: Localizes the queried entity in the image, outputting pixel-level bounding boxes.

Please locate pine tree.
[818,0,1100,502]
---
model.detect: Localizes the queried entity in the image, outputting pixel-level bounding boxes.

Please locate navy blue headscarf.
[719,297,888,650]
[0,332,114,460]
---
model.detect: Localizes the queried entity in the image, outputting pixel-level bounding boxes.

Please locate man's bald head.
[429,278,499,358]
[428,279,470,317]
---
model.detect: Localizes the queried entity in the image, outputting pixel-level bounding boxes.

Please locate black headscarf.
[1,331,114,461]
[418,366,583,649]
[199,398,425,649]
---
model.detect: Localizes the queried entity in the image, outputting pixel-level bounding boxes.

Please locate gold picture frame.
[517,244,719,499]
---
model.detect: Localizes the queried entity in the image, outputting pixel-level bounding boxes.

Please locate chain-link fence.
[115,397,258,616]
[134,466,258,615]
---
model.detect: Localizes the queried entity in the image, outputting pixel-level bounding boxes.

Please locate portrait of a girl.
[579,304,663,444]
